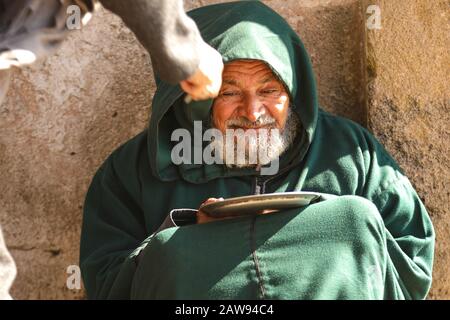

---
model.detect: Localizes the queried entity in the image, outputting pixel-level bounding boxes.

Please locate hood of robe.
[147,0,319,183]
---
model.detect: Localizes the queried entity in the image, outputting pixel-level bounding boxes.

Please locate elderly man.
[80,1,434,299]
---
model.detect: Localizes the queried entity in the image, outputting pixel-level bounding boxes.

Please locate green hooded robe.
[79,1,434,300]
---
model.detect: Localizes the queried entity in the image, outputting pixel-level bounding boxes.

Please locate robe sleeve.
[79,147,152,299]
[362,132,435,299]
[99,0,203,84]
[79,134,198,299]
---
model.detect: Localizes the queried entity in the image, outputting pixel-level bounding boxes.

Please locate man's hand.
[197,197,229,224]
[180,43,223,101]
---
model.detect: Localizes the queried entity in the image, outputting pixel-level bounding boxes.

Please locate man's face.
[210,60,299,169]
[212,60,290,132]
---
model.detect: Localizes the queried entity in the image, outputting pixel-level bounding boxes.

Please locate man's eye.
[260,89,281,95]
[221,91,240,96]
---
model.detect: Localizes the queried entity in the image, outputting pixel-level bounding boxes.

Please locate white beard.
[211,108,300,168]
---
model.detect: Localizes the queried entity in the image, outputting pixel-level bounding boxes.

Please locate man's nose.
[242,94,266,122]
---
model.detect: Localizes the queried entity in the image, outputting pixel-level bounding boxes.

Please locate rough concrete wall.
[0,0,446,299]
[364,0,449,299]
[0,9,154,299]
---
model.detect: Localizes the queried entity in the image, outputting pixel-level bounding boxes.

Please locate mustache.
[225,115,277,129]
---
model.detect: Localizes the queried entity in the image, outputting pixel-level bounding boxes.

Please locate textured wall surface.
[0,0,447,299]
[0,8,154,299]
[364,0,449,299]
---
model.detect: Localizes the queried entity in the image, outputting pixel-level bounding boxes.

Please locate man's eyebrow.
[259,76,277,84]
[222,76,277,86]
[222,78,239,86]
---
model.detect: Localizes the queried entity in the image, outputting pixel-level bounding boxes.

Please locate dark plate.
[200,192,322,218]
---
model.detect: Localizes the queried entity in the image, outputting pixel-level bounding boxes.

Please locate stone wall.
[363,0,449,299]
[0,0,447,299]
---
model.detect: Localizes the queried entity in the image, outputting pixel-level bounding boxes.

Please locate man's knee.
[326,195,385,246]
[338,195,382,223]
